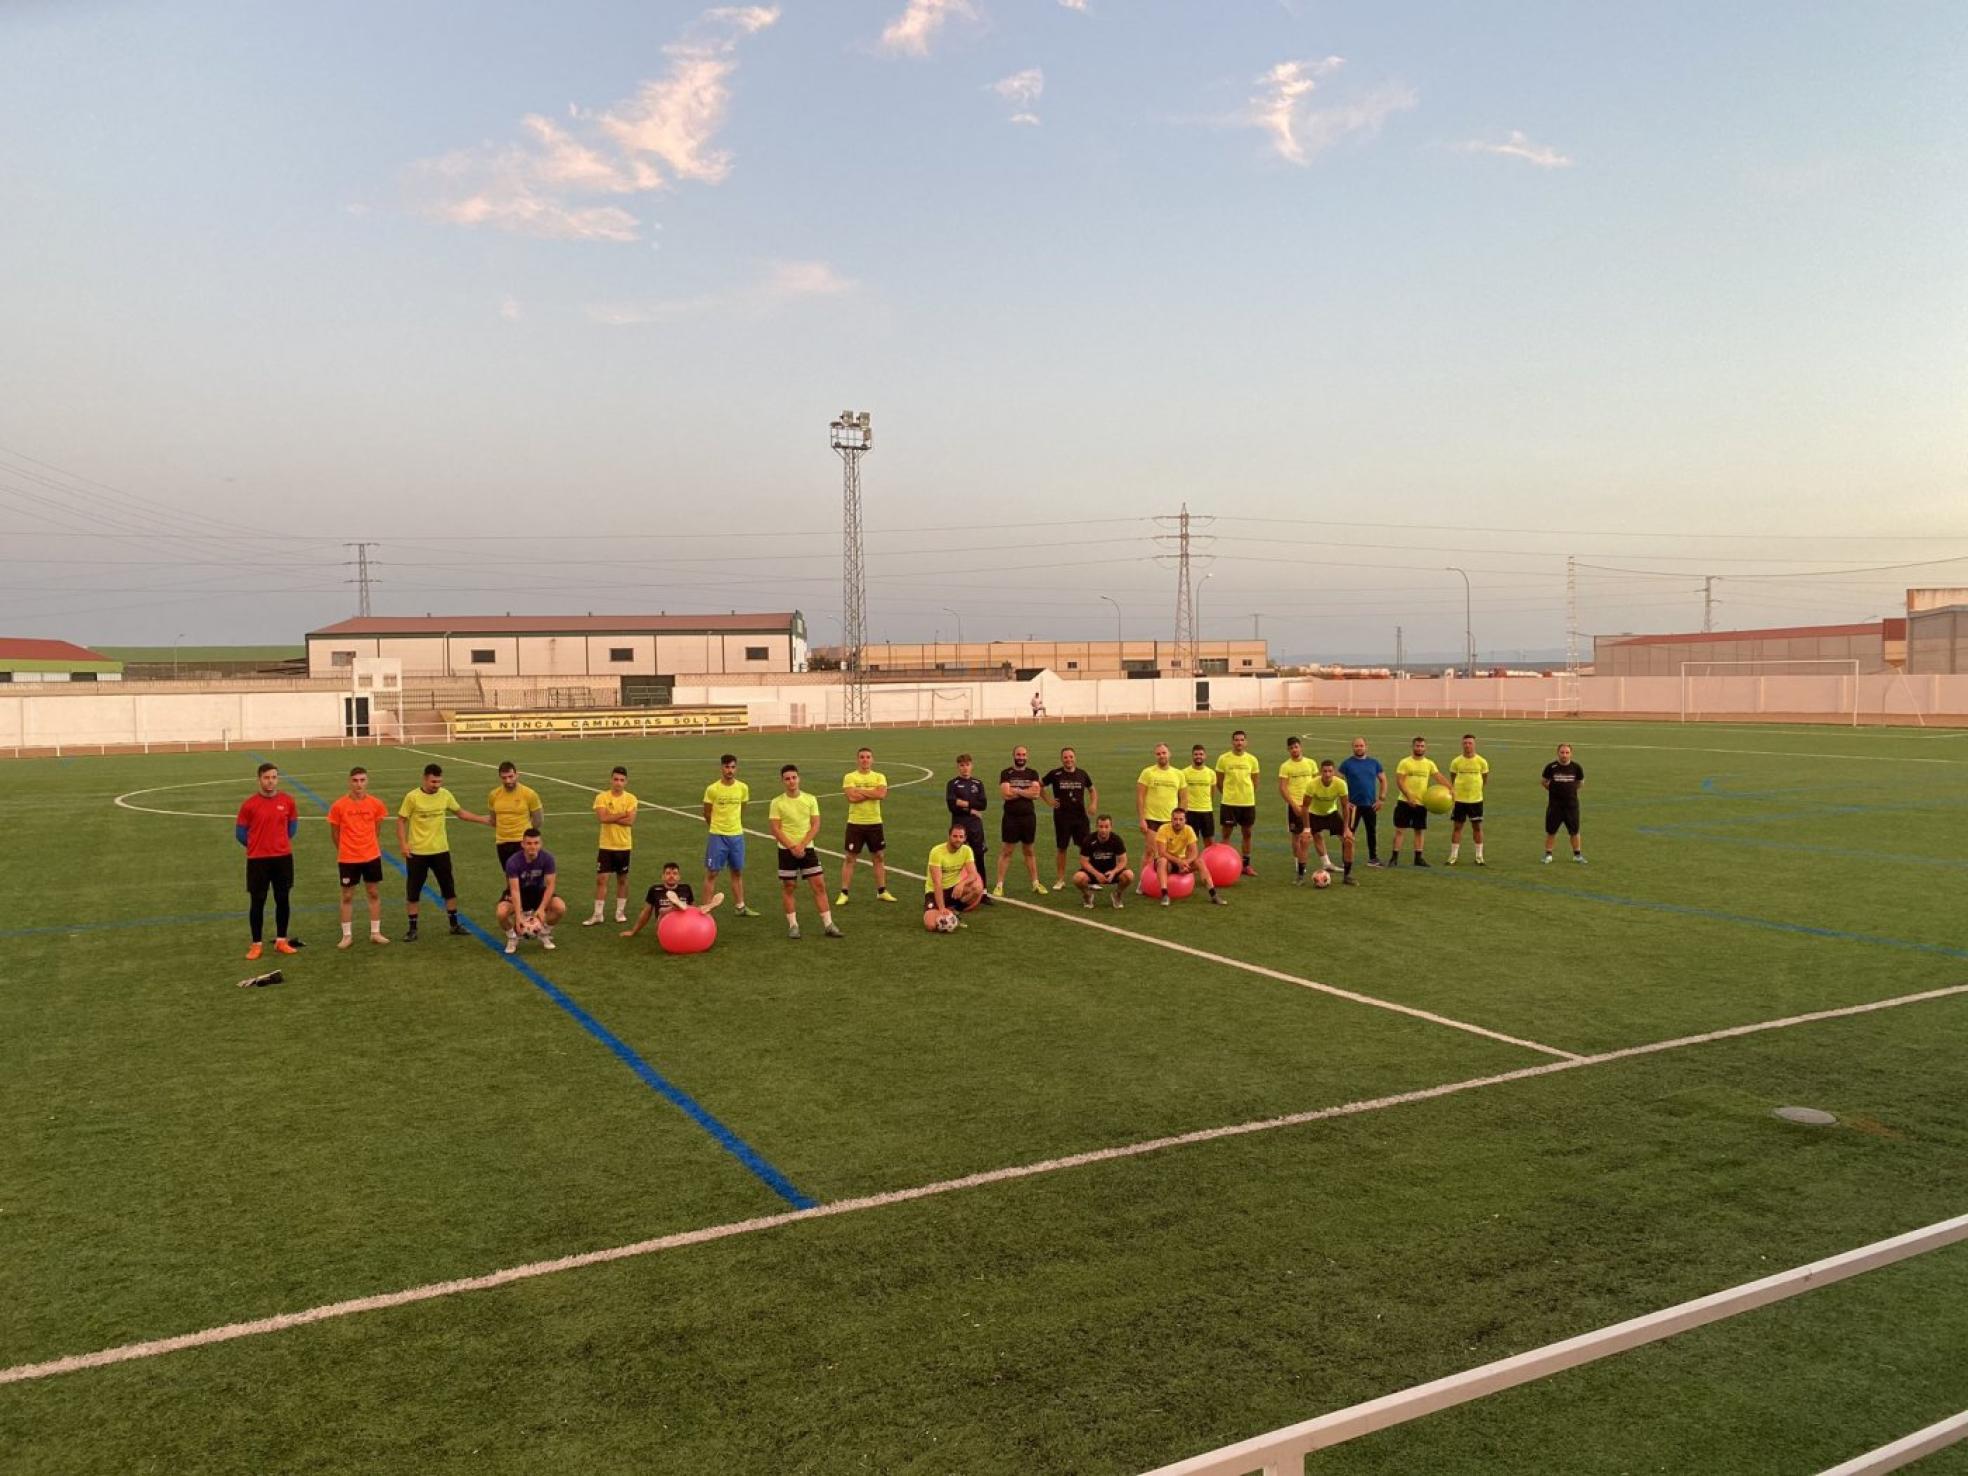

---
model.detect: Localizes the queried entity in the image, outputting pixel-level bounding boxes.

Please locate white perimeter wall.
[1,690,376,750]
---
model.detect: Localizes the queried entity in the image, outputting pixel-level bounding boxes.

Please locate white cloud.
[879,0,976,57]
[498,295,523,322]
[407,6,778,241]
[1455,129,1573,169]
[1245,59,1414,165]
[990,67,1044,124]
[1009,113,1041,126]
[589,259,857,324]
[1058,0,1088,9]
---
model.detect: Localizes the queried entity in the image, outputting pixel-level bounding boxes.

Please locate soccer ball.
[1312,869,1333,890]
[518,913,545,936]
[925,908,961,933]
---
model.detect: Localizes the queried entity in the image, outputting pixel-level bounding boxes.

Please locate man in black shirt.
[1074,814,1134,909]
[620,860,725,940]
[945,754,994,905]
[1041,746,1098,891]
[1540,743,1586,864]
[993,744,1048,897]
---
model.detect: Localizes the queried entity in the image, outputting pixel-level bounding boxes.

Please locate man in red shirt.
[236,761,299,961]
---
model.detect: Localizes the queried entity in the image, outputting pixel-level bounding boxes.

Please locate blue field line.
[273,765,815,1211]
[1480,875,1968,960]
[1635,826,1968,870]
[1,905,340,940]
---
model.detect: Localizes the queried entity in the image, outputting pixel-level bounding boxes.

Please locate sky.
[2,0,1965,661]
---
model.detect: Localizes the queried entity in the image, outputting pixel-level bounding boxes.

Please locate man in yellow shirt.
[586,766,638,926]
[768,763,841,940]
[1276,735,1320,884]
[837,746,899,906]
[924,822,984,925]
[395,761,491,941]
[701,753,757,917]
[1391,736,1445,867]
[1447,732,1491,866]
[1305,758,1356,885]
[1214,728,1262,877]
[1181,744,1219,845]
[1135,743,1183,861]
[487,761,544,869]
[1153,809,1227,908]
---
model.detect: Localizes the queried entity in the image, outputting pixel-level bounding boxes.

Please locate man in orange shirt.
[327,765,391,949]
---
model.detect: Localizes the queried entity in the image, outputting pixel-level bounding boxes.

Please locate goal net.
[1679,659,1860,726]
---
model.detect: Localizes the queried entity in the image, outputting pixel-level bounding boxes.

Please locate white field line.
[403,748,1581,1061]
[1817,1409,1968,1476]
[6,980,1965,1388]
[1143,1212,1968,1476]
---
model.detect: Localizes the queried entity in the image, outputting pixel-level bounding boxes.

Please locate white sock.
[591,902,604,919]
[820,910,835,927]
[506,929,518,941]
[1475,844,1484,859]
[1449,844,1460,860]
[341,921,353,939]
[369,919,383,934]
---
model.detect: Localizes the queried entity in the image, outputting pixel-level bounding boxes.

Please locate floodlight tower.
[830,411,873,726]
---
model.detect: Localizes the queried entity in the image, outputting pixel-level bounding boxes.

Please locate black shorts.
[405,851,456,902]
[1308,812,1342,837]
[1451,801,1484,824]
[777,846,824,880]
[1545,801,1581,837]
[1220,804,1257,829]
[1188,811,1215,841]
[1392,801,1428,831]
[496,840,524,866]
[596,848,632,876]
[338,857,383,888]
[1052,810,1091,851]
[246,855,294,895]
[501,887,546,914]
[1001,809,1037,846]
[1286,806,1309,835]
[925,891,974,914]
[844,822,887,854]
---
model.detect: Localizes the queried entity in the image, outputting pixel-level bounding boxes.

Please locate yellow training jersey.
[398,787,459,855]
[1306,775,1349,815]
[1215,750,1261,807]
[1395,756,1442,804]
[1137,765,1183,823]
[702,778,749,836]
[842,769,888,825]
[769,790,820,845]
[1180,765,1218,815]
[924,842,975,894]
[593,790,638,850]
[486,783,543,843]
[1450,754,1489,803]
[1278,757,1318,806]
[1155,822,1199,861]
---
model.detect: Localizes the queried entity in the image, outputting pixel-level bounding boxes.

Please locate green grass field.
[92,645,304,662]
[4,717,1967,1474]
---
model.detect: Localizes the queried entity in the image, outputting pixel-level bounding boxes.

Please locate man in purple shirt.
[496,829,564,953]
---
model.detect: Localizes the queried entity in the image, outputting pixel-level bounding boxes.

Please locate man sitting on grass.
[621,861,725,940]
[1074,813,1134,910]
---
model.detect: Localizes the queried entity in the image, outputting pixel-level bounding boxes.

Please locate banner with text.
[451,706,748,736]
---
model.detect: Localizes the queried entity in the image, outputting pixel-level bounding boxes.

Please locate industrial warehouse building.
[0,638,123,683]
[305,613,808,683]
[1591,620,1905,677]
[851,638,1272,679]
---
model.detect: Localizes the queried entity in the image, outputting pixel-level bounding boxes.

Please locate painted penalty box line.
[5,979,1966,1388]
[270,763,815,1212]
[403,748,1583,1063]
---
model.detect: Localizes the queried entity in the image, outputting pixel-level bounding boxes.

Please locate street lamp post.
[1194,573,1213,670]
[941,606,963,646]
[1099,594,1122,645]
[173,633,185,679]
[1445,567,1474,675]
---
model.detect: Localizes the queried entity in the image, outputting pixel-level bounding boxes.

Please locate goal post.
[1678,659,1860,727]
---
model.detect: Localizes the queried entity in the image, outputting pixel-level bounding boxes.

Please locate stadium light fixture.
[1099,594,1121,646]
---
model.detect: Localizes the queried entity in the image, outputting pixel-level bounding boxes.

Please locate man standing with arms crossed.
[945,753,993,906]
[1276,736,1320,884]
[486,761,544,870]
[1135,743,1183,872]
[769,763,842,940]
[1181,743,1219,846]
[1447,733,1490,867]
[397,762,491,940]
[1215,729,1262,877]
[836,746,898,906]
[237,760,298,961]
[1389,737,1444,867]
[1041,746,1097,892]
[993,744,1049,897]
[586,766,638,926]
[327,765,390,948]
[702,753,756,916]
[1337,736,1386,869]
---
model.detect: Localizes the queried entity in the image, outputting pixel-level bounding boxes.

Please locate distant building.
[1907,605,1968,674]
[847,638,1271,679]
[306,613,807,682]
[0,638,123,683]
[1592,620,1904,678]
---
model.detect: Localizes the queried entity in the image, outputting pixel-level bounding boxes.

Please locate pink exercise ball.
[1138,865,1163,899]
[1200,843,1243,889]
[1166,869,1197,900]
[657,909,717,955]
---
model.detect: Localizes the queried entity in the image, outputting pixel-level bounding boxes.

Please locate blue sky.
[2,0,1964,657]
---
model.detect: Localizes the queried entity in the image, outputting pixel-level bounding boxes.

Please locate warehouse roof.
[310,614,801,637]
[0,637,117,663]
[1606,619,1905,646]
